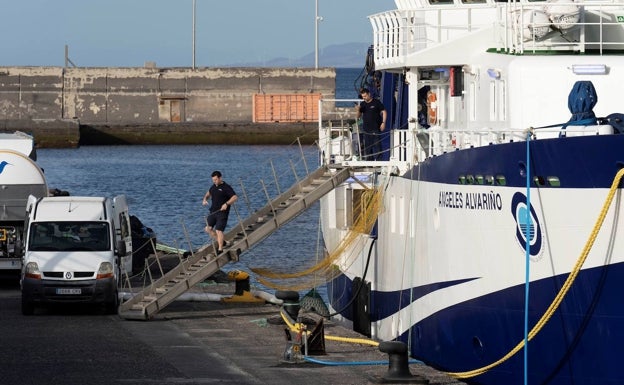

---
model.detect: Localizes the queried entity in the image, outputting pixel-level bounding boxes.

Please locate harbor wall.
[0,66,335,146]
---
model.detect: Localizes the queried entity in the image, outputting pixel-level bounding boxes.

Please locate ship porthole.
[433,207,440,230]
[518,161,527,177]
[472,336,484,359]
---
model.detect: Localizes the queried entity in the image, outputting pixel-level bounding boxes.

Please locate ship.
[318,0,624,384]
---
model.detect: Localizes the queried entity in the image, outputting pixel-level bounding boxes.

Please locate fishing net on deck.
[250,183,384,292]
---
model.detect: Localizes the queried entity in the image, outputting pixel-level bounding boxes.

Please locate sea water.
[34,68,365,299]
[36,144,328,297]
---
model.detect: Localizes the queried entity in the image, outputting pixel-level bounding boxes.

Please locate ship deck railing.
[318,99,616,168]
[425,123,615,156]
[370,0,624,68]
[318,98,417,174]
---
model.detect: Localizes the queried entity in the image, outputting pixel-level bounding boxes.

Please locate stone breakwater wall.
[0,66,335,147]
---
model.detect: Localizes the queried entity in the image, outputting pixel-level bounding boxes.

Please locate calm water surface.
[36,144,328,296]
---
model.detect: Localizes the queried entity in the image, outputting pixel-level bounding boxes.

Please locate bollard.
[221,270,264,303]
[277,290,303,364]
[275,290,300,321]
[378,341,429,384]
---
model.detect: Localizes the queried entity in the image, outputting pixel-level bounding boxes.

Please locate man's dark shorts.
[207,211,228,231]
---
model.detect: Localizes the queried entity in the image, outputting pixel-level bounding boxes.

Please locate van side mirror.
[116,241,126,256]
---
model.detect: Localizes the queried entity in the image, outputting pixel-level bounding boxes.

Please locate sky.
[1,0,393,68]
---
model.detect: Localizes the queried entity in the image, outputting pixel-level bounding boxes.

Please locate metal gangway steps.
[118,165,352,320]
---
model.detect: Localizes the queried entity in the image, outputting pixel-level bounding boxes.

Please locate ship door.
[352,277,371,337]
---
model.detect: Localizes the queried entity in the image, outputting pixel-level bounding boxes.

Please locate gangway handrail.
[118,165,354,320]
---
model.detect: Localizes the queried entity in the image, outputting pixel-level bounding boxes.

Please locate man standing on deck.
[356,87,387,161]
[202,170,238,254]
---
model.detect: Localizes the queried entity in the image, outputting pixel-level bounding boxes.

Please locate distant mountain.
[231,42,371,68]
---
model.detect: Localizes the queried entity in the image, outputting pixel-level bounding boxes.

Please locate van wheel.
[105,290,119,315]
[21,296,35,316]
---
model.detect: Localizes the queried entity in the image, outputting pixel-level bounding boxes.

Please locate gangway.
[118,165,352,320]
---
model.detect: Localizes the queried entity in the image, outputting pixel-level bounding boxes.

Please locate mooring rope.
[448,167,624,379]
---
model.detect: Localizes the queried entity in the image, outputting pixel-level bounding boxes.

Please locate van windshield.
[28,222,110,252]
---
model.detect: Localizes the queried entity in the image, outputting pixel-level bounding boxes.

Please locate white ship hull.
[319,1,624,382]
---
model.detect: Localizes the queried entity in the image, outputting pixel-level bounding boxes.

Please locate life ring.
[427,91,438,125]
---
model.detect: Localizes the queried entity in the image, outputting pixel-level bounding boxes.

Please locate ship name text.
[438,190,503,211]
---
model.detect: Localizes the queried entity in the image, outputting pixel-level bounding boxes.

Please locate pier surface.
[149,288,468,385]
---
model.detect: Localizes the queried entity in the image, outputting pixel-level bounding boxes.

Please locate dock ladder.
[118,165,352,320]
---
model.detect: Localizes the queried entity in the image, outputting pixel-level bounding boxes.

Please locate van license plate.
[56,288,81,295]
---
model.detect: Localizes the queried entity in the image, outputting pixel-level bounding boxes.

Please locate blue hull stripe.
[329,261,624,384]
[407,135,624,188]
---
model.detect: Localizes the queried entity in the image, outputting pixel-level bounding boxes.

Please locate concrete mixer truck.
[0,132,48,272]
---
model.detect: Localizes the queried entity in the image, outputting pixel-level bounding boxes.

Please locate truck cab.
[21,195,132,315]
[0,132,48,272]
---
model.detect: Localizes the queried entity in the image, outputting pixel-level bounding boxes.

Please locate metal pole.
[192,0,196,69]
[315,0,319,69]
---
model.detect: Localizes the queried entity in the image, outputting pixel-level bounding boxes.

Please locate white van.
[20,195,132,315]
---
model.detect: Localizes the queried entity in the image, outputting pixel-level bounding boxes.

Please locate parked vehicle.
[21,195,132,315]
[0,132,48,272]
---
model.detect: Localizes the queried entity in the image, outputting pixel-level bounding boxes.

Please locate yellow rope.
[448,167,624,379]
[280,310,379,347]
[251,185,384,291]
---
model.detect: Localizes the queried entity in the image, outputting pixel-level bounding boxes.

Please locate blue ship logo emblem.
[511,192,542,257]
[0,160,10,175]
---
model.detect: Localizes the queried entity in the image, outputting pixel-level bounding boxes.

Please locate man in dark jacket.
[356,88,387,160]
[202,170,238,254]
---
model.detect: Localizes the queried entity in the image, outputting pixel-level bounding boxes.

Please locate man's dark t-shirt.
[359,98,385,132]
[209,182,236,212]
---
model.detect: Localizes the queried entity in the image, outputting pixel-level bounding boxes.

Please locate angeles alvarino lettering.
[438,190,503,211]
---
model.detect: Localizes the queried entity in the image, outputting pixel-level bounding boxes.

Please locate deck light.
[487,68,501,79]
[571,64,608,75]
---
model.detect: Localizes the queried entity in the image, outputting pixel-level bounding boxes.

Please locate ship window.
[461,0,486,4]
[350,189,364,229]
[496,175,507,185]
[466,175,475,184]
[350,189,377,234]
[485,175,495,185]
[489,81,497,121]
[429,0,454,4]
[547,176,561,187]
[533,176,546,186]
[499,80,507,121]
[390,194,397,234]
[458,175,467,184]
[399,196,406,235]
[469,82,477,121]
[476,175,485,185]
